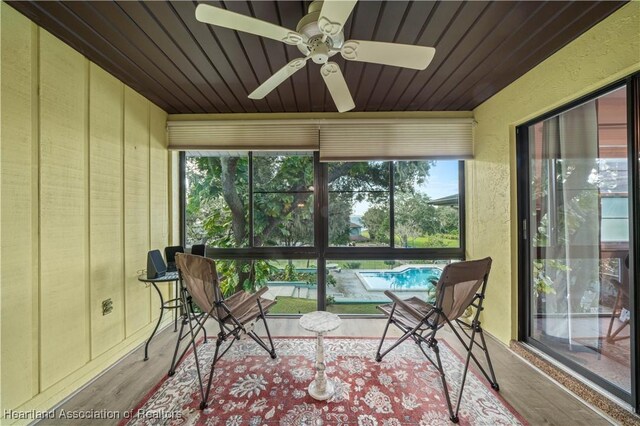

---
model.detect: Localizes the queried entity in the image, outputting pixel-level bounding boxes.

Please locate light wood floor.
[38,319,613,425]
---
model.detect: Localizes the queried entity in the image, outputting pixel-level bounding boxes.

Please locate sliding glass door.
[518,76,638,405]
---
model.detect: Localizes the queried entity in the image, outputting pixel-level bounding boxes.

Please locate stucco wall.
[468,2,640,344]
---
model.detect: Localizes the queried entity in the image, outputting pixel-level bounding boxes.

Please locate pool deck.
[329,269,428,302]
[264,266,432,303]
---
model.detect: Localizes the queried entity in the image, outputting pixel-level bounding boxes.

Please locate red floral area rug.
[124,338,525,426]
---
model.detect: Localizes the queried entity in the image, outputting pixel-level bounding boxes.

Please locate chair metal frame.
[605,277,631,343]
[167,285,209,376]
[172,255,277,410]
[375,260,499,424]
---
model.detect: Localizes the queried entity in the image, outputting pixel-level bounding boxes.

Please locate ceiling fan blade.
[248,58,308,100]
[341,40,436,70]
[318,0,358,38]
[320,62,355,113]
[195,3,304,45]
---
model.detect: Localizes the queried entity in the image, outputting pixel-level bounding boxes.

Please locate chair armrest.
[383,291,429,322]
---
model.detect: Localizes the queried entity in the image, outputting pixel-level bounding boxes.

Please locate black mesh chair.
[165,245,184,272]
[191,244,206,257]
[375,257,499,423]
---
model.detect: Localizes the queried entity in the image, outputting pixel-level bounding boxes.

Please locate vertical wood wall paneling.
[89,63,125,358]
[149,104,169,318]
[38,29,90,389]
[1,3,171,413]
[0,4,39,409]
[124,87,151,336]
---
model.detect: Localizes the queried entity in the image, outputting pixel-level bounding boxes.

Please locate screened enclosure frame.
[516,73,640,411]
[180,151,466,314]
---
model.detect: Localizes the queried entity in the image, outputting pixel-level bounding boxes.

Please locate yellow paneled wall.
[38,29,91,389]
[89,64,125,358]
[124,88,152,335]
[1,3,170,417]
[0,5,39,410]
[468,2,640,343]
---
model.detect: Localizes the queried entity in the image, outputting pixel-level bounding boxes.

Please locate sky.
[351,160,460,216]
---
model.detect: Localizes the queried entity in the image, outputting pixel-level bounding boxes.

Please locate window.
[327,160,462,248]
[328,162,390,247]
[182,153,465,316]
[325,259,455,315]
[394,161,460,248]
[185,152,249,248]
[253,153,314,247]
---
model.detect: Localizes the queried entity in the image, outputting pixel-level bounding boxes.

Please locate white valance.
[167,120,319,151]
[318,118,473,161]
[167,118,474,160]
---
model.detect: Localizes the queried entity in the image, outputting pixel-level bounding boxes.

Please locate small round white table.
[299,311,342,401]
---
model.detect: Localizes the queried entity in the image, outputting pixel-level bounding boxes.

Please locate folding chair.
[174,253,277,410]
[375,257,499,423]
[605,277,630,343]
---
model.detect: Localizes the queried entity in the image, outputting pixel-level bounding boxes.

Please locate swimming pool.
[357,266,442,291]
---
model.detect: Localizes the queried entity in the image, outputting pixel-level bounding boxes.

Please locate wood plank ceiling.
[9,1,626,114]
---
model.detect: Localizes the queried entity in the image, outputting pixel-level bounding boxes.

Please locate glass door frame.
[516,73,639,410]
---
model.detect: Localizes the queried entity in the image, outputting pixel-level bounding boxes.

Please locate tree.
[435,206,459,234]
[395,193,438,236]
[362,206,390,243]
[328,192,352,245]
[395,221,421,248]
[187,157,431,293]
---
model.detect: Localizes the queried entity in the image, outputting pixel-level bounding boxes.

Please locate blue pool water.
[358,267,442,291]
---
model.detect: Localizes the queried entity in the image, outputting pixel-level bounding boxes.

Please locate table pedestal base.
[308,379,334,401]
[299,311,342,402]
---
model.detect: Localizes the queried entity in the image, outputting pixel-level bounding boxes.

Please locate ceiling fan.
[195,0,435,112]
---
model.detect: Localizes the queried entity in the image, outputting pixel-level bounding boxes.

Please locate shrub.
[327,273,337,286]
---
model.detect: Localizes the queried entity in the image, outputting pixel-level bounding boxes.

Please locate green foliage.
[328,192,353,245]
[186,156,436,292]
[532,259,570,297]
[283,263,299,281]
[269,297,381,314]
[384,260,397,269]
[362,207,390,243]
[216,259,279,296]
[395,193,459,246]
[398,233,459,248]
[253,155,315,247]
[326,273,337,286]
[425,277,438,304]
[186,156,249,247]
[342,262,362,269]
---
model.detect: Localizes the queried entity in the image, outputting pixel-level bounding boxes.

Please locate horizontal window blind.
[318,118,474,161]
[167,120,319,151]
[168,118,474,159]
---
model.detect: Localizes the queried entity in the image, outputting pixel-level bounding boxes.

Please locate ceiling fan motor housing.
[296,0,343,63]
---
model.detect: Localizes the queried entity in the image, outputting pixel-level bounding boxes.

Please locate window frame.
[516,73,640,409]
[180,151,466,313]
